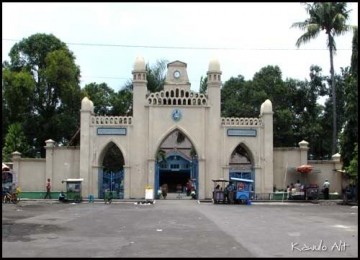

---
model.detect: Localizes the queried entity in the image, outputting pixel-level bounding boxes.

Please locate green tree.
[221,75,257,117]
[82,82,133,116]
[2,67,35,146]
[2,123,32,161]
[340,26,358,168]
[297,66,328,159]
[345,143,358,186]
[82,82,115,115]
[2,33,81,157]
[319,67,348,160]
[220,65,327,154]
[199,76,207,94]
[251,66,298,147]
[291,2,353,155]
[2,85,9,147]
[111,88,133,116]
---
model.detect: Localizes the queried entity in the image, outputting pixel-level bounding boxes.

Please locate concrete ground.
[2,199,358,258]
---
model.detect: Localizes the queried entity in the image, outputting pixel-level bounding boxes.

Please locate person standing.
[186,179,193,196]
[323,179,330,200]
[176,184,182,199]
[225,182,235,204]
[108,191,113,204]
[286,185,291,200]
[161,183,168,199]
[44,178,51,199]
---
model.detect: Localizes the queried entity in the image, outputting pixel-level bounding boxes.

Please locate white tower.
[79,97,94,197]
[130,56,148,198]
[206,58,222,195]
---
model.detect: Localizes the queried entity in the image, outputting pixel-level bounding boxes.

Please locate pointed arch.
[97,140,126,168]
[228,142,254,166]
[228,142,255,183]
[153,126,199,159]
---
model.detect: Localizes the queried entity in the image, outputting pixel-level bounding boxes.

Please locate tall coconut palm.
[291,2,353,155]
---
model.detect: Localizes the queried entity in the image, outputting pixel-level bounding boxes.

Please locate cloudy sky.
[2,2,358,92]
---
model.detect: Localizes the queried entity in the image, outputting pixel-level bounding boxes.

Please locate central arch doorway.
[99,142,125,199]
[155,129,198,199]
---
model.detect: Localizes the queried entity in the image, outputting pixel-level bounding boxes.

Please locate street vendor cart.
[305,184,319,200]
[212,179,229,204]
[230,177,254,204]
[61,178,83,203]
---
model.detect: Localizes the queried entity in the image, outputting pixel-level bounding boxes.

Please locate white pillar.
[206,58,222,193]
[130,57,148,198]
[260,100,274,193]
[80,97,94,198]
[11,151,22,188]
[299,140,309,165]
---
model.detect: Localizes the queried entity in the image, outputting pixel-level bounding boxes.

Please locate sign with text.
[97,128,127,135]
[227,129,257,137]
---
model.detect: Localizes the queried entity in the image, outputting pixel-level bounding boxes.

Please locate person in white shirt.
[323,179,330,200]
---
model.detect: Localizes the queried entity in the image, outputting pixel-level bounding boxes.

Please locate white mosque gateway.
[79,57,274,199]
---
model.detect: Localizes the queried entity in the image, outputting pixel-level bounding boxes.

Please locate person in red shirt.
[44,178,51,199]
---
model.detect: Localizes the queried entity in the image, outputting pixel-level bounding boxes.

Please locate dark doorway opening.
[160,171,190,193]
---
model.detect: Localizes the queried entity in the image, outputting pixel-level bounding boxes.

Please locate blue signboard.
[97,128,127,135]
[227,129,257,137]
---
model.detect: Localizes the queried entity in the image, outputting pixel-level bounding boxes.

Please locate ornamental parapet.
[221,117,262,127]
[146,89,208,106]
[91,116,133,126]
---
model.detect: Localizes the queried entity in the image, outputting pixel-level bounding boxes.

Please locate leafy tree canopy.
[2,33,81,157]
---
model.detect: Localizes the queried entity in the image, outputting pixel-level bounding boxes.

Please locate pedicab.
[61,178,83,203]
[230,177,254,204]
[212,179,229,204]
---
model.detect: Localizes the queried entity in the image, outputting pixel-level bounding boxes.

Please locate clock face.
[173,70,181,79]
[172,109,182,122]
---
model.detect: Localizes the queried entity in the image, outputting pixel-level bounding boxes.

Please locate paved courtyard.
[2,199,358,258]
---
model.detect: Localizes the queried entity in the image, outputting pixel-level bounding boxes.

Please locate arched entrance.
[155,130,198,199]
[229,144,255,190]
[99,142,125,199]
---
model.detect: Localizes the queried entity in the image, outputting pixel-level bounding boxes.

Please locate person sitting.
[59,191,66,202]
[190,189,196,199]
[238,182,245,191]
[294,180,301,191]
[157,189,162,199]
[88,194,95,203]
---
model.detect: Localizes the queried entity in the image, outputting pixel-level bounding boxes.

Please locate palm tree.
[291,2,353,155]
[146,59,168,93]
